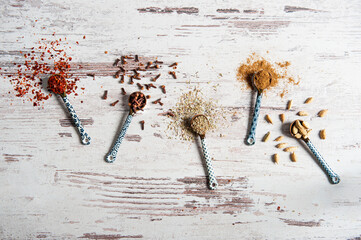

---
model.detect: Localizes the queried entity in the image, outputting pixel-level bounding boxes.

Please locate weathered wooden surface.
[1,0,361,239]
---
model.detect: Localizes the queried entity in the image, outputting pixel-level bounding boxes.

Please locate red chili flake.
[102,90,108,100]
[110,100,119,106]
[146,95,150,99]
[76,41,79,44]
[48,75,67,94]
[104,51,108,54]
[83,36,86,39]
[169,62,178,67]
[277,206,281,211]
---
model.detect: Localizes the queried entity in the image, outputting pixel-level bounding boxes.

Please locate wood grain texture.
[1,0,361,239]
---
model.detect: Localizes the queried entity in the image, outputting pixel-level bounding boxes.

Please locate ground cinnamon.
[236,53,299,96]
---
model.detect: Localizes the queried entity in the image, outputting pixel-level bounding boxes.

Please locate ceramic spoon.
[246,70,272,145]
[105,91,146,163]
[290,120,340,184]
[190,114,218,190]
[48,74,91,145]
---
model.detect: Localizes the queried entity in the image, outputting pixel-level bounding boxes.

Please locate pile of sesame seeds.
[167,87,226,141]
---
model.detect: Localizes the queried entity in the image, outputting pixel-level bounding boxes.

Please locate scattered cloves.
[102,90,108,100]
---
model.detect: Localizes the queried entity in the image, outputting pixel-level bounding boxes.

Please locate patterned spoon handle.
[62,96,91,145]
[305,139,340,184]
[200,137,218,190]
[105,113,133,163]
[246,91,263,145]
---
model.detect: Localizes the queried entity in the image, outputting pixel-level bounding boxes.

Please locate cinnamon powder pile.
[237,53,299,96]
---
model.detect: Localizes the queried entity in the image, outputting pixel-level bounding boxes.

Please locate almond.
[287,100,293,110]
[274,136,284,141]
[284,146,298,152]
[290,152,297,162]
[279,113,285,123]
[305,97,313,104]
[318,109,328,117]
[263,132,271,142]
[274,154,279,164]
[320,129,326,139]
[297,111,309,116]
[265,114,273,124]
[292,126,298,135]
[302,121,310,129]
[276,143,288,148]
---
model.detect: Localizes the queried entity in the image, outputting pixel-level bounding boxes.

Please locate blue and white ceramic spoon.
[190,114,218,190]
[246,70,272,145]
[290,120,340,184]
[105,92,146,163]
[49,74,91,145]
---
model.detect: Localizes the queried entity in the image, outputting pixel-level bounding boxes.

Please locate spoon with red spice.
[105,92,146,163]
[246,70,272,145]
[190,114,218,190]
[48,74,91,145]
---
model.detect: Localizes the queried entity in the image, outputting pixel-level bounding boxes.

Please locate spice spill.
[297,111,309,116]
[318,109,328,117]
[279,113,285,123]
[287,100,293,110]
[274,154,280,164]
[102,90,108,100]
[121,88,126,95]
[274,136,284,142]
[166,88,227,141]
[263,132,271,142]
[110,100,119,106]
[290,152,297,162]
[305,97,314,104]
[284,146,298,152]
[265,114,273,124]
[140,120,145,130]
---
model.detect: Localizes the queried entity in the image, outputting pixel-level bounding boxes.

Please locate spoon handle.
[246,91,262,145]
[305,139,340,184]
[105,113,133,163]
[200,137,218,190]
[62,96,91,145]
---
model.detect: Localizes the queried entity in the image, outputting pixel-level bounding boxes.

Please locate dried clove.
[102,90,108,100]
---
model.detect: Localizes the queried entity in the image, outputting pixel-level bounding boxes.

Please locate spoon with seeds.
[48,74,91,145]
[290,119,340,184]
[246,70,272,145]
[190,114,218,190]
[105,91,146,163]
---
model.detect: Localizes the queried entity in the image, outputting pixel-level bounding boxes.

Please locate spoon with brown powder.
[190,114,218,190]
[48,74,91,145]
[246,70,272,145]
[290,120,340,184]
[105,92,146,163]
